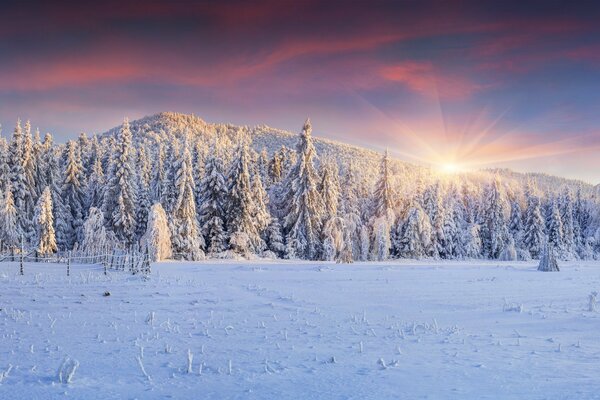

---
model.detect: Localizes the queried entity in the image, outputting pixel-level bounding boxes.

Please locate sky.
[1,0,600,183]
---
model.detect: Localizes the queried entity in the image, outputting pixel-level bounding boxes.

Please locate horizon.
[2,1,600,182]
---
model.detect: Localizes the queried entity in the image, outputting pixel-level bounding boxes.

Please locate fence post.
[130,246,136,275]
[104,261,107,275]
[109,250,115,270]
[67,251,71,277]
[19,235,24,276]
[145,245,151,275]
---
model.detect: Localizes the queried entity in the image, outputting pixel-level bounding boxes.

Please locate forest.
[0,113,598,262]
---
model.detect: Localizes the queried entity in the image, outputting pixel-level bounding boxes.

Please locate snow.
[2,260,600,399]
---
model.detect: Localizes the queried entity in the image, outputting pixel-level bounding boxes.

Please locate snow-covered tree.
[227,135,263,255]
[396,205,432,259]
[319,157,340,218]
[372,150,394,219]
[34,187,57,255]
[0,183,21,251]
[170,147,204,260]
[558,188,575,259]
[61,140,86,248]
[198,151,228,254]
[141,203,172,262]
[508,199,524,248]
[523,186,545,259]
[481,177,509,259]
[282,119,324,260]
[547,201,564,251]
[103,119,137,245]
[79,207,113,256]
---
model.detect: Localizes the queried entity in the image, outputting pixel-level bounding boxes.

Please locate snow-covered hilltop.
[0,112,598,262]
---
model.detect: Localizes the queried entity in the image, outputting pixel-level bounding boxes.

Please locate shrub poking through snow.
[57,357,79,384]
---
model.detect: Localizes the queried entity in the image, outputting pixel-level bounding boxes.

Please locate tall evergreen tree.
[198,151,228,254]
[61,140,86,248]
[372,149,394,219]
[481,177,509,259]
[103,119,137,245]
[34,187,57,255]
[523,191,545,258]
[171,147,204,260]
[227,136,262,255]
[0,183,21,251]
[282,119,324,260]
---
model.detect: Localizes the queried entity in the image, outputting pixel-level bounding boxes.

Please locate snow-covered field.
[1,260,600,399]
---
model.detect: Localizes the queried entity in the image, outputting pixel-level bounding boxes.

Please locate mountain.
[102,112,595,197]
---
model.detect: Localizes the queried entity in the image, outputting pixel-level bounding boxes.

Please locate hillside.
[102,112,595,197]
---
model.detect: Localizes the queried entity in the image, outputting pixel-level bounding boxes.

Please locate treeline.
[0,117,598,262]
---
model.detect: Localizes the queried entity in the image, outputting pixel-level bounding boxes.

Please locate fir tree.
[103,119,137,245]
[282,119,324,260]
[171,147,204,260]
[141,203,172,262]
[481,177,509,259]
[61,140,86,248]
[198,151,228,254]
[227,136,262,255]
[80,207,113,256]
[523,193,545,259]
[34,187,57,255]
[0,183,21,251]
[372,149,394,219]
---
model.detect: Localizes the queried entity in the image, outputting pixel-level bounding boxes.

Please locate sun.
[439,162,463,174]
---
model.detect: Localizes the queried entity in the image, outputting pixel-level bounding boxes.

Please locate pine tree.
[171,147,204,260]
[0,183,21,251]
[547,201,564,251]
[0,137,10,193]
[372,149,394,219]
[265,218,285,257]
[558,188,575,259]
[141,203,172,262]
[34,187,57,255]
[103,119,137,245]
[523,192,545,259]
[397,205,432,259]
[481,177,509,259]
[86,157,104,209]
[198,151,228,254]
[423,182,445,258]
[268,149,284,185]
[9,119,30,241]
[135,146,152,239]
[80,207,113,256]
[282,119,324,260]
[509,199,523,248]
[151,141,167,204]
[319,157,340,217]
[251,173,271,248]
[227,136,262,255]
[61,140,86,248]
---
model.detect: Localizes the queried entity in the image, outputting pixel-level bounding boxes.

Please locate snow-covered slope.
[102,112,595,195]
[1,260,600,399]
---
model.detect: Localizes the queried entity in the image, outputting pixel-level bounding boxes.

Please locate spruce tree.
[523,192,545,258]
[0,183,21,251]
[171,147,204,260]
[481,177,509,259]
[34,187,57,255]
[61,140,86,248]
[103,119,137,245]
[282,119,324,260]
[372,149,394,219]
[198,151,228,254]
[227,136,262,255]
